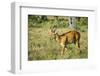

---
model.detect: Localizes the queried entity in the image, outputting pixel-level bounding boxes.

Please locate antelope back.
[65,31,80,43]
[54,30,80,44]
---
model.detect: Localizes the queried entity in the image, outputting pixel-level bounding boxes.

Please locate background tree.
[68,16,76,29]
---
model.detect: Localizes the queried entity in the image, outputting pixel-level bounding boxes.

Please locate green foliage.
[76,17,88,31]
[28,15,69,28]
[28,15,48,27]
[28,15,88,31]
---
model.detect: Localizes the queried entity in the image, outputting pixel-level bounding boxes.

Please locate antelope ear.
[53,26,57,32]
[50,26,52,29]
[53,25,57,28]
[54,30,58,34]
[53,28,56,32]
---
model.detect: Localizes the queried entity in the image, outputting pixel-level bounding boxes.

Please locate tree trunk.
[68,17,76,29]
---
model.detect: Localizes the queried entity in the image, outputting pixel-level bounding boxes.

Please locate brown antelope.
[49,27,81,55]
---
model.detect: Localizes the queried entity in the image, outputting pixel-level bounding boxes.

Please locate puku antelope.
[49,27,81,55]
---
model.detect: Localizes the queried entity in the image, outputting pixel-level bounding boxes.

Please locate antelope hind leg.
[75,42,81,54]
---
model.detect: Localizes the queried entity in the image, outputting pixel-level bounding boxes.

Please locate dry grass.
[28,27,88,60]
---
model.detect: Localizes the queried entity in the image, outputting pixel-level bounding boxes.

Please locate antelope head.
[48,26,57,40]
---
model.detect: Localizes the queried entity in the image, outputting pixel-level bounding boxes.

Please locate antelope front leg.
[61,46,65,55]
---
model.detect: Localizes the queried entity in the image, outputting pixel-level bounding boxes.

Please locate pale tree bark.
[68,16,76,29]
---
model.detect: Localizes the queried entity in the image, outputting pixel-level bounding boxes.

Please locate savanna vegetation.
[28,15,88,60]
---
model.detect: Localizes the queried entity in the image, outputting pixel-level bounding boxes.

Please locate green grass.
[28,27,88,60]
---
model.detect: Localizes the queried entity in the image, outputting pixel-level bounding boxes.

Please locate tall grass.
[28,27,88,60]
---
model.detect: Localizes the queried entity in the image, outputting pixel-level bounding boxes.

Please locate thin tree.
[68,16,76,29]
